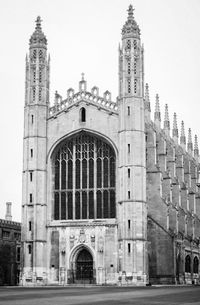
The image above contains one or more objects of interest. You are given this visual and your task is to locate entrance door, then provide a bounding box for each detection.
[75,249,93,284]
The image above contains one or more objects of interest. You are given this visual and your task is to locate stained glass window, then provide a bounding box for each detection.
[53,132,116,220]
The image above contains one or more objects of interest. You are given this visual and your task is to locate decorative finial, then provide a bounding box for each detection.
[164,104,170,135]
[144,83,151,115]
[79,73,87,91]
[154,94,161,127]
[30,16,47,46]
[187,128,193,154]
[180,120,186,149]
[35,16,42,30]
[172,113,179,141]
[127,4,135,20]
[194,135,199,159]
[122,5,140,37]
[145,83,149,101]
[164,104,169,122]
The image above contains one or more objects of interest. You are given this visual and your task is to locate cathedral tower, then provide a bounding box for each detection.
[118,5,147,284]
[21,17,50,283]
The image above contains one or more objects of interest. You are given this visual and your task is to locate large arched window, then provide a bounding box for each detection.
[53,132,116,220]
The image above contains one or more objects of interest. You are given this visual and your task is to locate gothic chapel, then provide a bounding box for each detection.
[21,5,200,285]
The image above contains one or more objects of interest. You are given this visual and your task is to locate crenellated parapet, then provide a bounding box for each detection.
[49,76,118,117]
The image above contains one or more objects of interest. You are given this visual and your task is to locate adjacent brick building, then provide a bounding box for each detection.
[21,5,200,286]
[0,203,21,285]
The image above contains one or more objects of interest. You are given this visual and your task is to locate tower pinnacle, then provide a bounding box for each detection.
[122,5,140,38]
[180,120,186,149]
[154,94,161,128]
[163,104,170,136]
[35,16,42,30]
[144,83,151,121]
[29,16,47,47]
[194,135,199,160]
[127,4,135,20]
[172,113,179,143]
[187,128,193,154]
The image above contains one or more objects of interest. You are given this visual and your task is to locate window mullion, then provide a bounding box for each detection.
[87,141,89,219]
[59,157,61,220]
[94,138,97,219]
[80,140,83,219]
[101,155,103,217]
[72,139,75,220]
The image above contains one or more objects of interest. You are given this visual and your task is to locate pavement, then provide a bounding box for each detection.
[0,285,200,305]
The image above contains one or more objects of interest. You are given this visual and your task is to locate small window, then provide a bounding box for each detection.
[128,219,131,229]
[32,87,36,101]
[39,49,43,59]
[128,168,130,178]
[28,245,32,254]
[30,193,32,203]
[127,61,131,75]
[16,247,20,262]
[128,79,131,94]
[30,172,33,182]
[128,243,131,253]
[134,79,137,94]
[31,115,34,124]
[39,87,42,101]
[29,221,32,231]
[128,191,130,199]
[128,106,130,116]
[30,149,33,158]
[80,107,86,122]
[2,230,10,239]
[134,60,137,75]
[127,40,131,49]
[128,144,130,153]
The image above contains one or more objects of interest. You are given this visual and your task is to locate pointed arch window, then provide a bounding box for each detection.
[193,256,199,274]
[185,255,191,273]
[127,79,131,94]
[127,61,131,75]
[53,132,116,220]
[127,40,131,49]
[134,79,137,94]
[80,107,86,122]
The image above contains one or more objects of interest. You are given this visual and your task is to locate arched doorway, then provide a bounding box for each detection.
[75,248,93,283]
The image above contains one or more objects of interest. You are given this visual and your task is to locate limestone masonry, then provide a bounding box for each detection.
[21,6,200,286]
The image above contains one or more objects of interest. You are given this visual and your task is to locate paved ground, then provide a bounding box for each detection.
[0,285,200,305]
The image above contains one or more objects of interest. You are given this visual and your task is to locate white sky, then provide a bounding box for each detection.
[0,0,200,222]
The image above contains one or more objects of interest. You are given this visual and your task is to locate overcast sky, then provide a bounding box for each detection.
[0,0,200,221]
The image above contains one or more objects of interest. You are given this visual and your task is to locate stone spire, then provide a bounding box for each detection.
[172,113,179,144]
[187,128,193,155]
[29,16,47,48]
[180,121,186,149]
[122,5,140,38]
[144,83,151,121]
[154,94,161,128]
[163,104,170,136]
[194,135,199,161]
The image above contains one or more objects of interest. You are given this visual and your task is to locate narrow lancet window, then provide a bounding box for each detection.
[80,107,86,122]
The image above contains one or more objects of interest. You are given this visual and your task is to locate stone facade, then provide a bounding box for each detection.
[21,6,200,286]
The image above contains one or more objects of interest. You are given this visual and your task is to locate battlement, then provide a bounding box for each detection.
[49,76,118,117]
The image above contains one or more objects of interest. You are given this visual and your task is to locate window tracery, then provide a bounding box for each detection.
[53,132,116,220]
